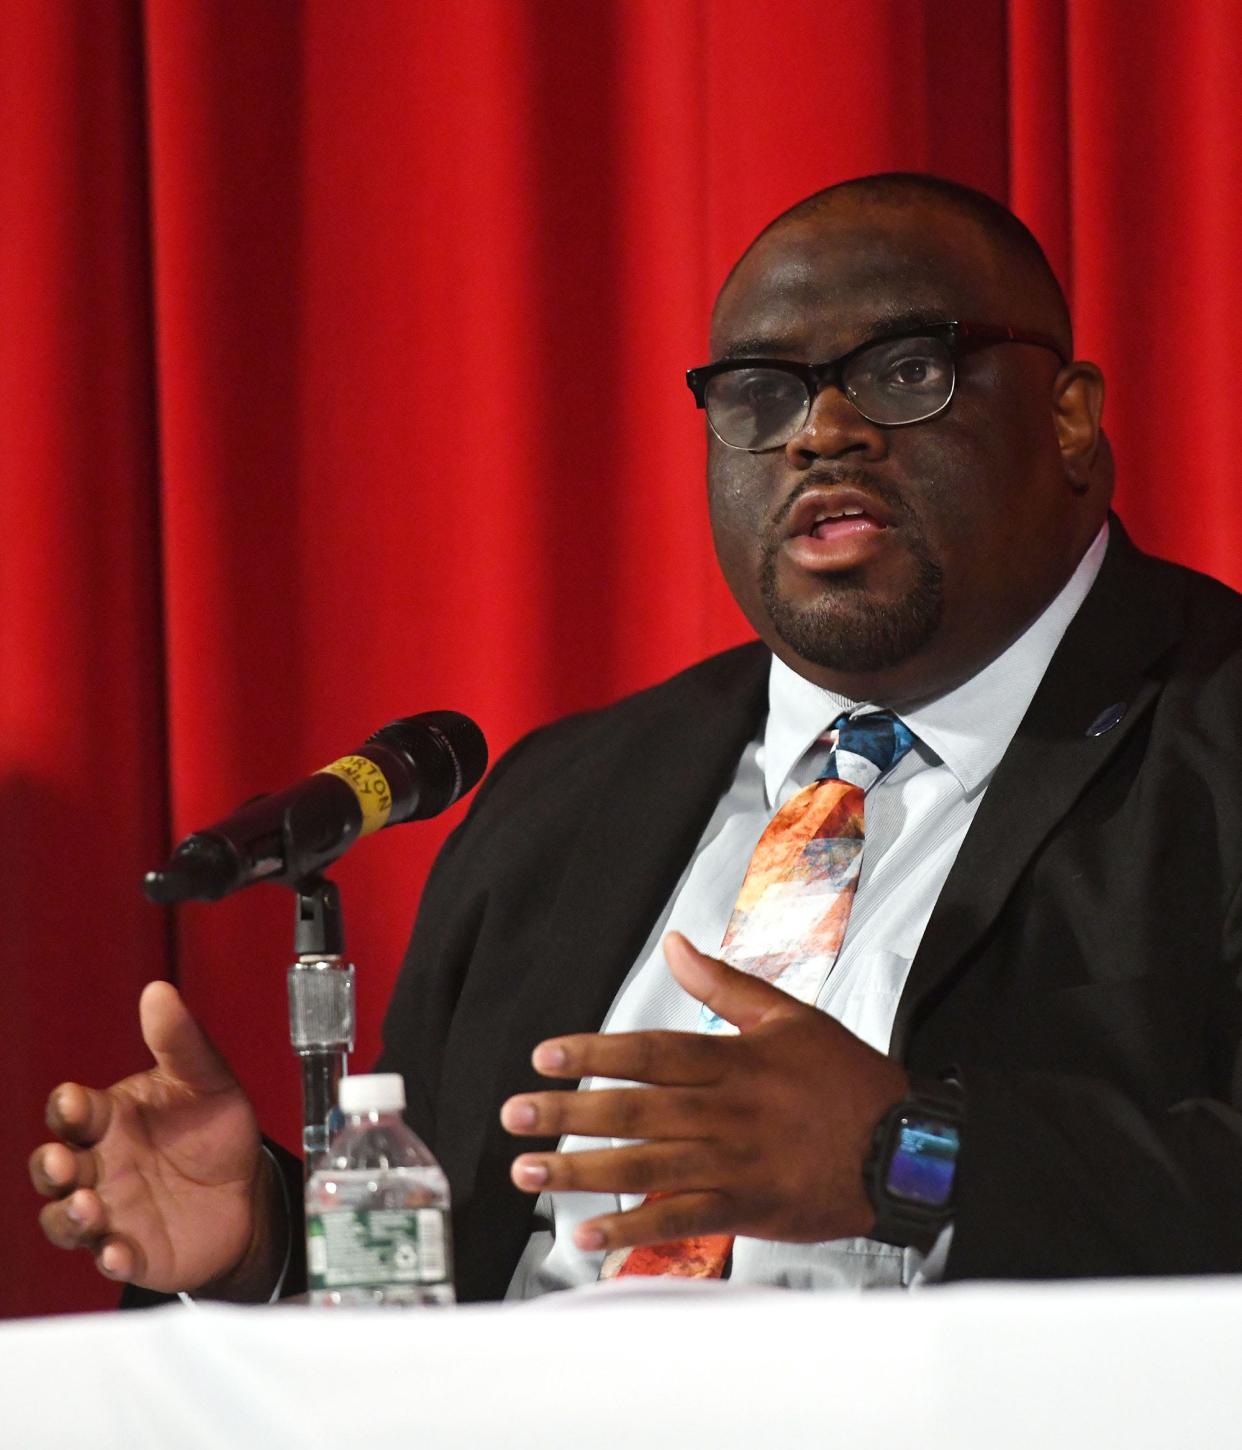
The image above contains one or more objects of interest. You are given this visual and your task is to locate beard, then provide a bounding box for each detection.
[758,511,945,674]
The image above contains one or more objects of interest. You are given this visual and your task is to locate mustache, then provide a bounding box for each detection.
[770,469,913,533]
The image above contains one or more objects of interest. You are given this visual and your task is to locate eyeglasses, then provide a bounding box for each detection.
[686,321,1067,451]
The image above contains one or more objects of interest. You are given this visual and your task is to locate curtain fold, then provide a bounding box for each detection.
[4,0,1239,1317]
[1,0,169,1318]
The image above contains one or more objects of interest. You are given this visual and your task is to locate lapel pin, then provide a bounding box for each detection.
[1086,702,1127,737]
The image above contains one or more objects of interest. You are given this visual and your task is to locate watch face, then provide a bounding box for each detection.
[884,1114,960,1208]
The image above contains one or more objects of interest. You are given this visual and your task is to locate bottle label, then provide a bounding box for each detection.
[307,1207,450,1289]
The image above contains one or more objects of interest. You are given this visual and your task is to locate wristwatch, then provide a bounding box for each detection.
[863,1077,965,1251]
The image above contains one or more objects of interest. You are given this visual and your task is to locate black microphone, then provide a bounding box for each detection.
[143,711,487,905]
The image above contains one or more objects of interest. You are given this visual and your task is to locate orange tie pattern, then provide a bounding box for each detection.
[600,709,914,1281]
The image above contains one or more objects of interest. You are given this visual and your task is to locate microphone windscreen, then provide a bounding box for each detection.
[368,711,488,821]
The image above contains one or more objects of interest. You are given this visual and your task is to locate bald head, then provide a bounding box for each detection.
[715,173,1072,359]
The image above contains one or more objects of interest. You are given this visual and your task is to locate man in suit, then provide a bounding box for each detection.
[31,174,1242,1303]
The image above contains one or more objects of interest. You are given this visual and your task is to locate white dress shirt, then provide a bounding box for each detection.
[507,525,1109,1299]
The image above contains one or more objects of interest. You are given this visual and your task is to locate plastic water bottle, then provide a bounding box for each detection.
[305,1073,455,1306]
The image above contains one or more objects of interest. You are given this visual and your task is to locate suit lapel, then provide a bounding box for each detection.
[891,524,1184,1056]
[511,656,770,1067]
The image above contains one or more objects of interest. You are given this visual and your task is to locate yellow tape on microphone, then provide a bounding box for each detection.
[316,755,394,837]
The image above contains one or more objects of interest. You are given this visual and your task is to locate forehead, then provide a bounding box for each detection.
[710,204,1009,358]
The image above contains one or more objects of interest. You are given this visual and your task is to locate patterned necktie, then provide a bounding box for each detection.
[600,709,915,1281]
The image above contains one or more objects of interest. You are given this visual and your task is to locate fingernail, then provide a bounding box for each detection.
[502,1099,537,1131]
[515,1159,548,1187]
[65,1196,85,1226]
[532,1043,567,1072]
[99,1244,123,1278]
[576,1226,605,1250]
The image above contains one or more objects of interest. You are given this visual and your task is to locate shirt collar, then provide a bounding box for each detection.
[762,522,1111,806]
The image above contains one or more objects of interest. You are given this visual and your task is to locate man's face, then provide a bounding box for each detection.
[707,201,1104,705]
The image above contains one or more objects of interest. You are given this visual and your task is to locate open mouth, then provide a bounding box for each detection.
[807,503,884,538]
[786,487,894,538]
[782,487,895,571]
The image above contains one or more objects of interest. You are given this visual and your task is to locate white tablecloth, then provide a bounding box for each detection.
[3,1276,1239,1448]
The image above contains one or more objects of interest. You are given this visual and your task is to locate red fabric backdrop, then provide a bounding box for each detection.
[4,0,1240,1318]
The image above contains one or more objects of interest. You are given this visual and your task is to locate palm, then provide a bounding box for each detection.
[94,1067,262,1292]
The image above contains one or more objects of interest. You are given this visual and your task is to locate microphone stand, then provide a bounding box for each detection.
[286,875,354,1178]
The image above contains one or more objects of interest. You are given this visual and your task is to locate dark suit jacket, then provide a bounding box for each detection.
[122,521,1242,1313]
[370,521,1242,1302]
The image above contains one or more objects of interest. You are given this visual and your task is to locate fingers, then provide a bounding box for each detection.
[524,934,812,1087]
[29,1140,97,1197]
[140,980,237,1094]
[96,1236,140,1280]
[501,1082,726,1141]
[35,1089,136,1281]
[38,1187,107,1249]
[511,1140,720,1197]
[44,1084,115,1148]
[574,1191,734,1253]
[45,1081,113,1147]
[38,1191,144,1282]
[663,931,803,1032]
[530,1028,723,1087]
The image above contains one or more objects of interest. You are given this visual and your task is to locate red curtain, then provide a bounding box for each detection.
[4,0,1240,1319]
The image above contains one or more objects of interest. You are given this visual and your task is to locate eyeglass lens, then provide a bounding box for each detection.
[705,334,956,449]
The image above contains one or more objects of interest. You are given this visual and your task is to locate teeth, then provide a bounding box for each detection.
[817,505,865,522]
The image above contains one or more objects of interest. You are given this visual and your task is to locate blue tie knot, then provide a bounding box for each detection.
[823,709,915,782]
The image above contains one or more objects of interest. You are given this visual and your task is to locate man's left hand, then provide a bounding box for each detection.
[500,932,910,1254]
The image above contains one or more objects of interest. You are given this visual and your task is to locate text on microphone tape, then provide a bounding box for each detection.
[316,755,394,836]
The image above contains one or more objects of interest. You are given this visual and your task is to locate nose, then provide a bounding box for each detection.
[783,384,887,467]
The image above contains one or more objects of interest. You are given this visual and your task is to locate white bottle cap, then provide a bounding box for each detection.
[338,1073,406,1115]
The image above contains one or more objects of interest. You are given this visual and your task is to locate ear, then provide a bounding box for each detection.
[1051,361,1105,494]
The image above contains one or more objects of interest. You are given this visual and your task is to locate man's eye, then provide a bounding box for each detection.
[747,379,782,408]
[718,370,802,411]
[879,353,945,389]
[740,376,791,404]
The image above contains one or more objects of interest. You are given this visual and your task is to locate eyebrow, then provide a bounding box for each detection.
[715,335,800,361]
[714,309,954,363]
[856,309,952,343]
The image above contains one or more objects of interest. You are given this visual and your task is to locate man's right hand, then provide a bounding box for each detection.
[29,981,284,1300]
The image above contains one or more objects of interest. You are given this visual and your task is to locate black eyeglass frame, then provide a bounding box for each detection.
[685,321,1069,448]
